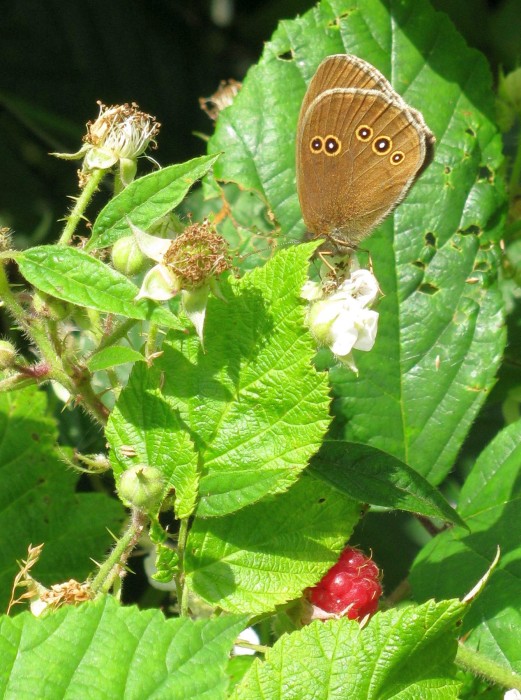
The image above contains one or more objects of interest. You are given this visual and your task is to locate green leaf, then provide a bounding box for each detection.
[0,596,247,699]
[233,600,464,699]
[158,242,332,517]
[185,473,360,614]
[87,154,220,250]
[208,0,506,485]
[16,245,181,328]
[0,387,124,612]
[106,363,199,519]
[410,420,521,676]
[310,441,466,527]
[86,345,146,372]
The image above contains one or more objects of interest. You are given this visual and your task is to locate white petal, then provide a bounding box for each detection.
[182,286,210,346]
[135,264,180,301]
[301,280,323,301]
[353,309,379,351]
[128,221,171,262]
[233,626,260,656]
[83,146,118,170]
[338,269,379,307]
[309,299,342,327]
[329,317,358,356]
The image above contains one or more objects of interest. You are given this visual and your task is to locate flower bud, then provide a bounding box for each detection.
[111,236,148,276]
[117,465,164,512]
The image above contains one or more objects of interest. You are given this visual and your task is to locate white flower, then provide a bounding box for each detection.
[304,268,379,373]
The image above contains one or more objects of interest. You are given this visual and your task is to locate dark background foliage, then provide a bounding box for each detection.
[1,0,518,246]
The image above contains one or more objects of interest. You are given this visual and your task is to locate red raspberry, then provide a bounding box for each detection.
[307,547,382,621]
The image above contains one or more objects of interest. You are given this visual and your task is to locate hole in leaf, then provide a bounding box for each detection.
[478,165,494,182]
[328,10,353,26]
[277,50,294,61]
[318,497,326,503]
[444,165,451,174]
[474,261,490,272]
[425,231,436,247]
[465,127,476,137]
[458,224,481,236]
[412,260,425,269]
[419,282,439,295]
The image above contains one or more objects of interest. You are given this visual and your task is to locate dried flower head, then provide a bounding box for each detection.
[163,220,230,288]
[84,101,160,160]
[53,101,160,187]
[8,544,92,616]
[199,79,242,120]
[130,219,231,344]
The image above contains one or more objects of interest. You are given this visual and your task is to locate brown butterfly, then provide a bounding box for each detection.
[296,54,435,250]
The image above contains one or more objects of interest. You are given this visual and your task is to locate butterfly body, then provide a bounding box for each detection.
[296,55,435,249]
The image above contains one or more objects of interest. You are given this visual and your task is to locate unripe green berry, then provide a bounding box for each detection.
[0,340,17,369]
[117,465,164,512]
[111,236,148,276]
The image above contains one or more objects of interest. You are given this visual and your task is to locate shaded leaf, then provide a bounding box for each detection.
[410,420,521,676]
[0,387,124,612]
[311,440,466,527]
[207,0,506,485]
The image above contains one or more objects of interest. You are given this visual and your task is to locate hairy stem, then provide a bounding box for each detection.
[175,518,190,616]
[90,509,148,596]
[58,168,105,246]
[456,641,521,692]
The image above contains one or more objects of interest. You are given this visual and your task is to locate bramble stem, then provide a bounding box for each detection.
[456,641,521,691]
[0,259,108,425]
[175,518,190,616]
[58,168,105,245]
[90,509,148,596]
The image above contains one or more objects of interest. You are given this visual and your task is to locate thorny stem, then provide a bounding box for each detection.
[175,518,190,616]
[58,168,105,246]
[97,317,137,352]
[0,263,73,389]
[90,509,148,596]
[456,641,521,692]
[0,259,108,425]
[145,322,160,359]
[232,640,270,655]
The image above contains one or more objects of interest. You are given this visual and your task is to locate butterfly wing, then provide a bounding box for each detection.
[298,54,396,124]
[296,88,429,246]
